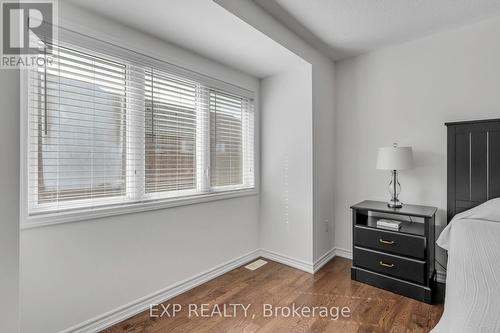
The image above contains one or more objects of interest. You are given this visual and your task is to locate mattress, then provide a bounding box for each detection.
[432,200,500,333]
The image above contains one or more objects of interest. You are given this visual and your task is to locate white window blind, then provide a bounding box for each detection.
[145,70,198,194]
[29,44,127,211]
[27,40,255,219]
[210,91,254,188]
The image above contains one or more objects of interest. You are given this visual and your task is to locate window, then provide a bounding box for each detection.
[145,70,198,194]
[210,91,247,187]
[26,41,255,221]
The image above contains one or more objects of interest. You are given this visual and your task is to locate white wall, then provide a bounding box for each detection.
[0,70,20,333]
[20,4,260,333]
[334,15,500,267]
[260,64,314,264]
[311,60,336,262]
[216,0,336,264]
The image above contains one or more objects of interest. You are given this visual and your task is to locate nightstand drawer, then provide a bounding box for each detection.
[353,247,426,284]
[354,226,425,259]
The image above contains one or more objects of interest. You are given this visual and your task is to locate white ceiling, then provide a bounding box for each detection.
[61,0,500,70]
[272,0,500,59]
[63,0,303,78]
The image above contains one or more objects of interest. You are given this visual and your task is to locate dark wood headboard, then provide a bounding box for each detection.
[446,118,500,222]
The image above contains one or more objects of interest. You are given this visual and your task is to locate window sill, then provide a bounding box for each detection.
[21,188,258,230]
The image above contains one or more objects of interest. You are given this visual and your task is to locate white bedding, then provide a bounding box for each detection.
[432,199,500,333]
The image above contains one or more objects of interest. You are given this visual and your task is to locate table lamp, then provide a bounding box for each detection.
[376,143,414,208]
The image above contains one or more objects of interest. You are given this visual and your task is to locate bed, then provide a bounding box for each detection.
[432,119,500,333]
[432,200,500,332]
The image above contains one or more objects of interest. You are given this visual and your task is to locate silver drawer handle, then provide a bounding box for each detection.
[379,261,395,268]
[379,238,395,245]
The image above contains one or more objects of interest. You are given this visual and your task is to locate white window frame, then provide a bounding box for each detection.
[19,40,258,229]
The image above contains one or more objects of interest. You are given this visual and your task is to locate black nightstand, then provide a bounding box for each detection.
[350,200,437,303]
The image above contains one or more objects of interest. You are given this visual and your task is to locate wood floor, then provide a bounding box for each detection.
[102,257,443,333]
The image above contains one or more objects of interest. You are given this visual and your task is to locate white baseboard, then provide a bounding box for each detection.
[313,248,336,272]
[58,249,260,333]
[258,247,352,275]
[259,249,314,273]
[333,247,352,259]
[260,247,352,274]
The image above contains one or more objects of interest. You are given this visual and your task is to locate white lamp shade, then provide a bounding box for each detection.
[376,146,413,170]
